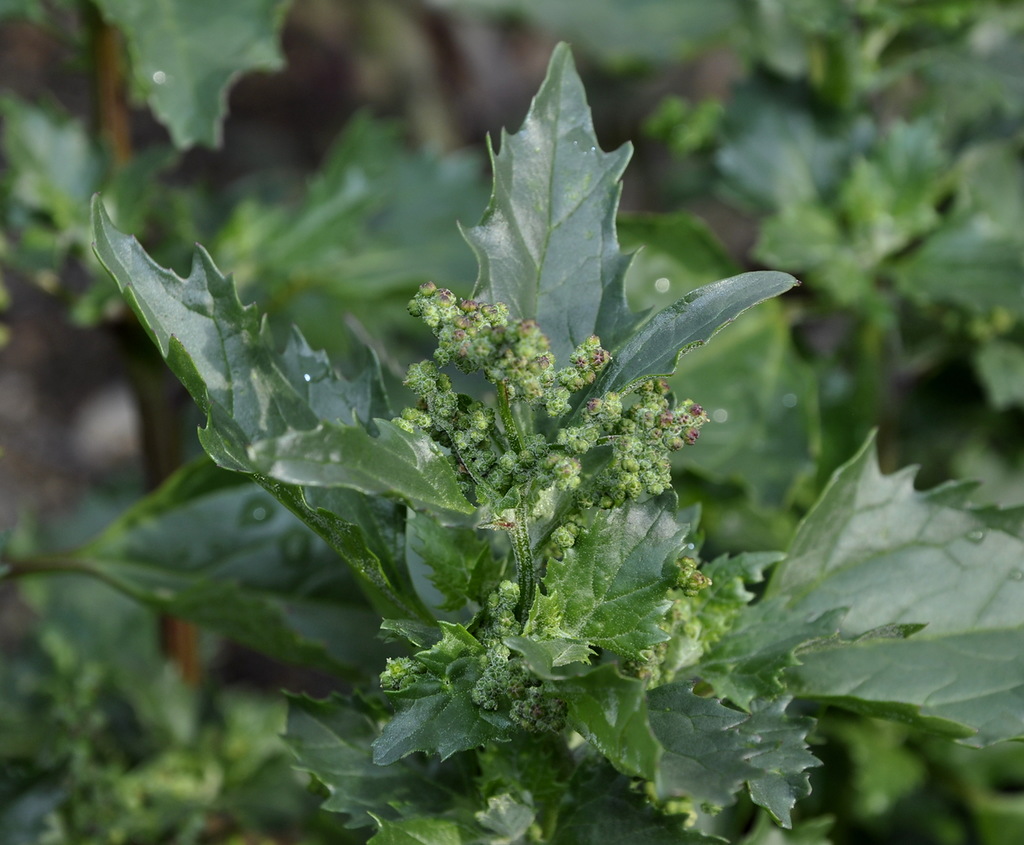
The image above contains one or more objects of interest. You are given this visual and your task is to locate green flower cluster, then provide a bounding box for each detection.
[561,378,708,509]
[407,282,610,416]
[471,581,567,733]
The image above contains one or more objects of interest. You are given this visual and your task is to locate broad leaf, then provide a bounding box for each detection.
[558,663,661,780]
[740,698,820,828]
[465,42,638,364]
[284,694,454,829]
[91,197,472,517]
[93,0,287,148]
[974,339,1024,411]
[648,684,818,826]
[771,433,1024,744]
[373,624,513,764]
[529,494,683,660]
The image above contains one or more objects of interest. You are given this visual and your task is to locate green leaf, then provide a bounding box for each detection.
[740,699,820,828]
[648,684,818,826]
[284,694,453,829]
[974,339,1024,410]
[581,270,799,405]
[66,458,389,677]
[530,494,684,660]
[465,42,639,364]
[407,512,494,612]
[373,624,513,764]
[93,0,288,148]
[648,682,760,807]
[739,813,834,845]
[558,663,661,780]
[551,761,725,845]
[91,197,472,517]
[369,816,477,845]
[247,420,474,515]
[695,596,843,710]
[771,433,1024,744]
[716,80,865,212]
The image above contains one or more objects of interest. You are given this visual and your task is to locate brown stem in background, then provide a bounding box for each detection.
[87,0,201,686]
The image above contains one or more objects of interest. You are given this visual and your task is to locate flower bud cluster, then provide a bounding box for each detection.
[407,283,610,417]
[379,655,427,692]
[469,581,567,732]
[560,378,707,509]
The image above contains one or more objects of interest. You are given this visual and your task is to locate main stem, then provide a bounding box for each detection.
[497,382,536,623]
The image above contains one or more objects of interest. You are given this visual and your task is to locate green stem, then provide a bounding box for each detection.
[497,381,524,453]
[510,505,535,624]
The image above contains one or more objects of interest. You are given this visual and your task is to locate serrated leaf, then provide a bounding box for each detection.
[550,761,725,845]
[93,0,287,148]
[91,197,472,517]
[373,623,513,764]
[558,663,661,780]
[465,42,638,365]
[284,694,454,829]
[529,494,684,660]
[740,698,820,828]
[648,682,760,807]
[64,458,388,677]
[648,685,818,827]
[770,433,1024,744]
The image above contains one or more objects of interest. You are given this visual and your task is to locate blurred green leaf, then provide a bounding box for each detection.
[63,459,389,676]
[93,0,288,148]
[974,339,1024,410]
[369,816,478,844]
[285,694,454,829]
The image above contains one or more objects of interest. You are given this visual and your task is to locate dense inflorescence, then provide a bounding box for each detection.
[395,283,707,524]
[392,283,711,725]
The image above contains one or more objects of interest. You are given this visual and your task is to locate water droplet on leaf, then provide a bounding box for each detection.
[152,70,167,85]
[303,372,312,382]
[781,393,798,408]
[1009,569,1023,582]
[967,529,985,543]
[241,496,271,525]
[654,277,670,293]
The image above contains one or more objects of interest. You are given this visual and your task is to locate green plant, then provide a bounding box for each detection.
[8,42,1020,843]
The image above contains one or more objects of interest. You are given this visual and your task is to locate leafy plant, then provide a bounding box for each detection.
[7,40,1016,842]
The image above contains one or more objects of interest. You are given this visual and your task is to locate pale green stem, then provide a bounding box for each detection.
[496,381,536,622]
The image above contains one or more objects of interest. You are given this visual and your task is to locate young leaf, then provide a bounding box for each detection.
[93,0,287,148]
[91,196,472,517]
[284,694,455,829]
[465,42,639,364]
[373,624,514,765]
[407,512,495,612]
[529,493,684,660]
[771,432,1024,744]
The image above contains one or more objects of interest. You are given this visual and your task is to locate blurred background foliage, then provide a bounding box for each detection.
[2,0,1024,841]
